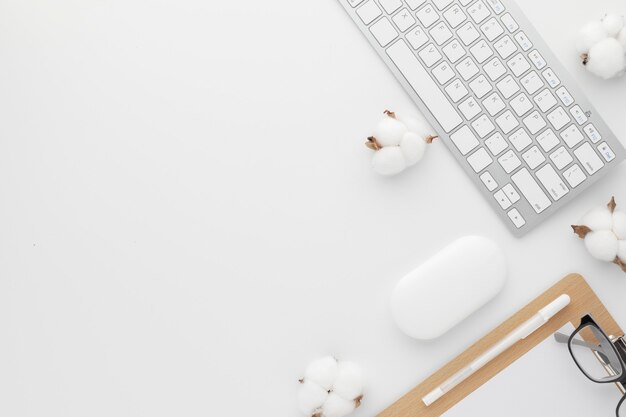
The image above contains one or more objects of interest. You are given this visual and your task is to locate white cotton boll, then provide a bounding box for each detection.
[304,356,338,391]
[586,38,626,79]
[322,393,356,417]
[396,112,436,139]
[372,147,407,176]
[602,14,625,37]
[374,116,408,147]
[332,362,364,401]
[584,230,619,262]
[613,211,626,240]
[576,21,609,54]
[618,240,626,262]
[618,28,626,50]
[581,206,614,231]
[298,381,329,415]
[399,132,426,166]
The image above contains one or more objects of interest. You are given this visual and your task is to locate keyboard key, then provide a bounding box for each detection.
[481,17,504,41]
[530,112,556,137]
[468,147,493,172]
[514,31,532,51]
[470,39,494,63]
[536,164,569,201]
[432,61,455,84]
[549,146,573,170]
[556,87,574,106]
[418,43,443,67]
[507,208,526,228]
[534,89,557,112]
[496,75,520,98]
[471,114,496,138]
[570,105,588,125]
[485,0,505,14]
[386,40,463,132]
[537,129,560,152]
[468,0,491,23]
[456,57,480,80]
[547,107,570,130]
[521,71,544,94]
[416,4,440,27]
[483,92,506,116]
[509,127,532,151]
[392,8,417,31]
[442,39,466,63]
[469,74,493,98]
[480,171,498,191]
[347,0,366,7]
[542,68,560,88]
[457,21,481,45]
[498,149,522,173]
[430,21,454,45]
[495,110,519,133]
[560,124,584,148]
[433,0,454,10]
[406,26,429,49]
[528,49,546,69]
[511,168,552,213]
[443,4,467,28]
[507,53,531,76]
[510,93,533,116]
[522,146,546,169]
[500,13,519,32]
[379,0,402,13]
[445,79,469,102]
[485,132,508,155]
[406,0,427,10]
[450,126,480,155]
[563,164,586,188]
[574,142,604,175]
[484,57,506,81]
[502,184,520,203]
[494,36,517,59]
[584,123,602,143]
[494,189,512,209]
[459,96,482,120]
[597,142,616,162]
[522,111,546,134]
[357,1,382,24]
[370,18,399,46]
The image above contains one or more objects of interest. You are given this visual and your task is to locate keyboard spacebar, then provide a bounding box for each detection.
[386,40,462,133]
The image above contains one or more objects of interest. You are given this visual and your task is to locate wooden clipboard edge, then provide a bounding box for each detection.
[377,273,623,417]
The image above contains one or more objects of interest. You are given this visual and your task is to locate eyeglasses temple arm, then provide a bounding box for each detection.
[554,332,602,351]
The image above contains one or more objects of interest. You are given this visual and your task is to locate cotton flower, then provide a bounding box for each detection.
[572,197,626,272]
[298,357,364,417]
[577,14,626,79]
[366,110,438,176]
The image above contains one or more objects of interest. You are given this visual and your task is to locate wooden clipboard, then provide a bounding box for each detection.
[377,273,623,417]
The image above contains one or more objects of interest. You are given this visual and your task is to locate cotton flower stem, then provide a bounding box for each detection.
[383,110,396,119]
[366,136,383,151]
[355,395,364,408]
[425,135,438,144]
[581,53,589,65]
[614,257,626,273]
[571,225,592,239]
[608,196,617,213]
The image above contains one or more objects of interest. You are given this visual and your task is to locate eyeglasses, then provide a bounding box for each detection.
[555,315,626,417]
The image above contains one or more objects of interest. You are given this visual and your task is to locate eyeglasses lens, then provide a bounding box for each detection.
[570,324,623,382]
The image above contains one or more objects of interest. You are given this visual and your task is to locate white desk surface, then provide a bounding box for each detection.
[1,1,626,416]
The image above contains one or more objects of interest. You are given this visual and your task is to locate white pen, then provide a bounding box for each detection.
[422,294,571,406]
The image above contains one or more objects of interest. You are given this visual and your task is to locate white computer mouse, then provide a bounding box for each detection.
[391,236,507,340]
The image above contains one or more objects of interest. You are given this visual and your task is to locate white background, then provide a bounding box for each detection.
[1,0,626,416]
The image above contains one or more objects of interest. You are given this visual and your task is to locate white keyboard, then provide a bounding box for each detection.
[338,0,625,236]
